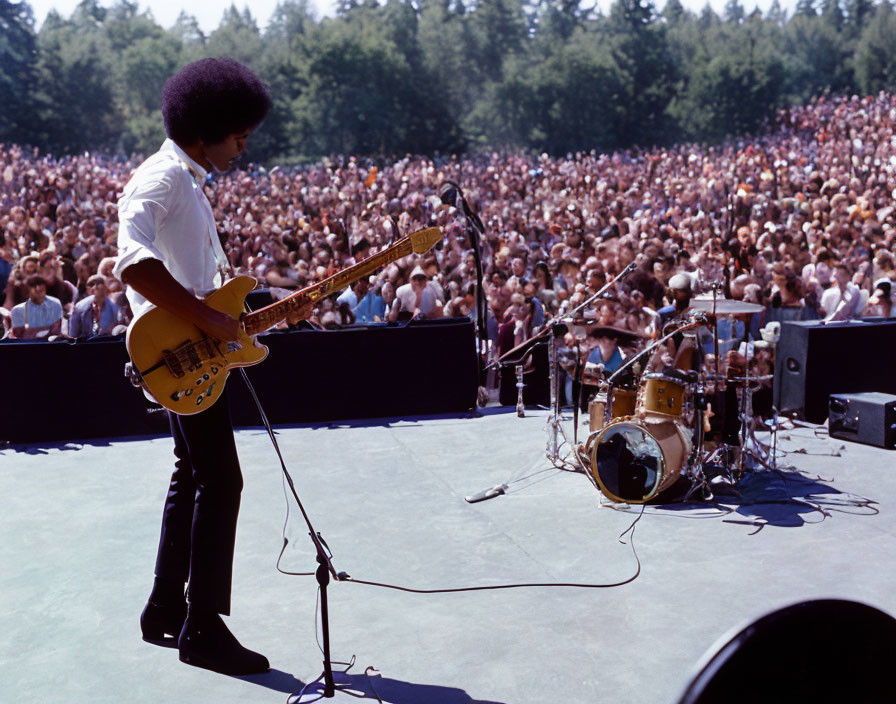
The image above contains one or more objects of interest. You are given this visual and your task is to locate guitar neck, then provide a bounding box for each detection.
[243,236,414,335]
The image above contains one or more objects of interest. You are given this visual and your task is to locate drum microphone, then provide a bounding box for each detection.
[464,483,509,503]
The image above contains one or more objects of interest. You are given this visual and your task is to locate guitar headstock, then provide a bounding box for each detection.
[409,227,444,254]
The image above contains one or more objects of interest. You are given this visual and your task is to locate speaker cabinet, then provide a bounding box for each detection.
[829,392,896,449]
[774,319,896,422]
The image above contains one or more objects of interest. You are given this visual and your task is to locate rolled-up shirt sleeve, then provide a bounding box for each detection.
[113,174,172,281]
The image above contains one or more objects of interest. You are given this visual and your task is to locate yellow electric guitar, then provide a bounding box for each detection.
[125,226,443,415]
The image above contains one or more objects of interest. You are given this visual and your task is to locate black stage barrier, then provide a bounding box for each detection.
[774,317,896,423]
[0,318,478,444]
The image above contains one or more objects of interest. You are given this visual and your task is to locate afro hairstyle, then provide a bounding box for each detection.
[162,57,272,146]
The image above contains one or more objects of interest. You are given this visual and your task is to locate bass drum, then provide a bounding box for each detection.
[588,416,692,504]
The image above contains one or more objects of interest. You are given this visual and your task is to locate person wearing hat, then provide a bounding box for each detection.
[586,326,630,374]
[657,272,694,330]
[390,265,438,321]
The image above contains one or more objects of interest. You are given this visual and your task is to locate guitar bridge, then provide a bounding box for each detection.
[162,346,185,378]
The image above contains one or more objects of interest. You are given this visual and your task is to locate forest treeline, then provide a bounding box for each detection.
[2,0,896,163]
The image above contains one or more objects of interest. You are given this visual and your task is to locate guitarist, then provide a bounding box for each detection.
[113,58,302,676]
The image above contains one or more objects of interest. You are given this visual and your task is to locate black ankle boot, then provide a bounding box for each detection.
[178,606,269,676]
[140,577,187,641]
[140,599,188,641]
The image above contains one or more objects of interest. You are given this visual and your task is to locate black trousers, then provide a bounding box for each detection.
[153,391,243,615]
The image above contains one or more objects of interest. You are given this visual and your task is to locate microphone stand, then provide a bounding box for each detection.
[442,180,489,385]
[490,260,638,370]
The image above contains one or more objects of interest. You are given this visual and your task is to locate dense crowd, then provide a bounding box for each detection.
[2,93,896,357]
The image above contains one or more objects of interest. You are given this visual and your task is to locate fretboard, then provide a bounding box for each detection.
[243,236,414,335]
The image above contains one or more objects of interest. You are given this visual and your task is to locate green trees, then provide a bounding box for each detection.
[1,0,890,160]
[854,1,896,94]
[0,1,39,145]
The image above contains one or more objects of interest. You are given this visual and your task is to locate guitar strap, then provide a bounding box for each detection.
[182,162,234,285]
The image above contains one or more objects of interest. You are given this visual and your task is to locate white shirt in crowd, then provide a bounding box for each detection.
[10,296,63,332]
[820,282,864,321]
[394,282,435,315]
[113,139,229,322]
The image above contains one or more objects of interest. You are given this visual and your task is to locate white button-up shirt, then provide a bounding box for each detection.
[820,282,864,321]
[114,139,229,322]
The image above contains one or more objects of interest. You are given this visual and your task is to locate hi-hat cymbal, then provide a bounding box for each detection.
[690,296,764,315]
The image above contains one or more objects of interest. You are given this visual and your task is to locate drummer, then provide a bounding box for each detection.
[586,326,626,374]
[657,273,695,329]
[649,273,700,374]
[571,325,642,409]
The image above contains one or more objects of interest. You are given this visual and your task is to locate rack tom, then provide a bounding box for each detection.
[639,373,687,418]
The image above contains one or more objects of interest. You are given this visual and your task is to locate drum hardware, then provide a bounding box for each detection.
[683,385,714,502]
[689,296,765,315]
[552,288,779,505]
[546,323,571,464]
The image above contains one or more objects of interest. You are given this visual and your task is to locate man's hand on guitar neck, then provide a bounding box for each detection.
[121,259,241,341]
[284,299,313,326]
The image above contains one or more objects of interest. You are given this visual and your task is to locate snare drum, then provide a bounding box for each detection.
[639,373,687,418]
[588,387,637,433]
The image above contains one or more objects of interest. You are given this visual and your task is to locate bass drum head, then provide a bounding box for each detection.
[590,421,664,503]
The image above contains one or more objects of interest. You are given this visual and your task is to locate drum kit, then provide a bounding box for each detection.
[574,296,778,505]
[491,265,777,507]
[566,296,774,505]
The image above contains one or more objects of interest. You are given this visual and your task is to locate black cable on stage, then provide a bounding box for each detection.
[242,360,644,594]
[342,505,644,594]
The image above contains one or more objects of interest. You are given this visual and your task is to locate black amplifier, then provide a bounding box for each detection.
[828,392,896,449]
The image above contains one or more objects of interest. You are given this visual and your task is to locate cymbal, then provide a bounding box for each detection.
[569,323,644,346]
[690,296,764,315]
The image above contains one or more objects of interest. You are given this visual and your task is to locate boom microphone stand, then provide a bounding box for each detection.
[492,262,637,466]
[440,181,489,386]
[238,369,345,699]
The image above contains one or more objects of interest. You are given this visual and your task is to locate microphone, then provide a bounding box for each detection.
[464,483,509,503]
[439,180,460,206]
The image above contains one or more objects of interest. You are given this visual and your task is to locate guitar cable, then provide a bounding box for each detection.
[239,352,643,704]
[240,363,644,592]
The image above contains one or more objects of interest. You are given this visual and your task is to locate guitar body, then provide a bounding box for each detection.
[126,276,268,415]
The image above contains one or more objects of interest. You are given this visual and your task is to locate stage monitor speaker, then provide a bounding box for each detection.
[828,392,896,449]
[678,599,896,703]
[774,319,896,423]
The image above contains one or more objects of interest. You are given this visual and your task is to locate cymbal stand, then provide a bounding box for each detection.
[515,363,526,418]
[545,325,571,464]
[683,379,716,501]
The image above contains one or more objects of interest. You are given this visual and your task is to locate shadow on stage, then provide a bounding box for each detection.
[235,668,505,703]
[0,408,508,454]
[650,467,878,530]
[0,434,168,455]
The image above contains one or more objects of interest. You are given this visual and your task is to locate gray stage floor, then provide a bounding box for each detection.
[1,409,893,703]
